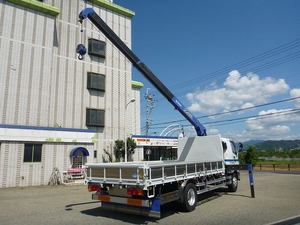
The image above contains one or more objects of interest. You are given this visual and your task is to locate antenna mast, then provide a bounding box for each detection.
[144,88,157,135]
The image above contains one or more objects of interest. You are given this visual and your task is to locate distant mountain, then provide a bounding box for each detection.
[242,140,300,151]
[242,140,264,146]
[255,140,300,151]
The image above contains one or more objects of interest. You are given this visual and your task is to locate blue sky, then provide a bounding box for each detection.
[113,0,300,142]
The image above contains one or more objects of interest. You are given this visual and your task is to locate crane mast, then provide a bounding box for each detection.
[78,8,206,136]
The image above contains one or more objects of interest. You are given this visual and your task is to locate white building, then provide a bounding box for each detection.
[0,0,143,188]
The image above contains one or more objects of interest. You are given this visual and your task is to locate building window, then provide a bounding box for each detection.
[87,72,105,91]
[88,39,106,58]
[86,108,105,127]
[72,153,83,168]
[24,144,42,162]
[94,150,97,158]
[143,146,177,161]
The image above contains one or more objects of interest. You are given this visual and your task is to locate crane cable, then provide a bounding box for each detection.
[76,19,87,60]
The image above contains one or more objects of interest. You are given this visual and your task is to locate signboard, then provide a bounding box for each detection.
[132,137,178,147]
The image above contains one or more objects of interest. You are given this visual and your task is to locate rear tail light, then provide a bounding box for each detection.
[88,184,100,192]
[127,187,144,196]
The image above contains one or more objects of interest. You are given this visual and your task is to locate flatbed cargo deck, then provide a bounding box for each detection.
[85,160,225,189]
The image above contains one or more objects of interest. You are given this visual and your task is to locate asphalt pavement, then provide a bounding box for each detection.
[0,171,299,225]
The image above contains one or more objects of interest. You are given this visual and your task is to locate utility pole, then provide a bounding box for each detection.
[144,88,157,136]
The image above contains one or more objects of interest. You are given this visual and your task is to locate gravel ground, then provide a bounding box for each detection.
[0,171,299,225]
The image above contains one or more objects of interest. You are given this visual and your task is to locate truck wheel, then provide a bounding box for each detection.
[228,173,238,192]
[181,183,198,212]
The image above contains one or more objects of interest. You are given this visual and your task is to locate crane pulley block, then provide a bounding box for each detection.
[76,44,87,60]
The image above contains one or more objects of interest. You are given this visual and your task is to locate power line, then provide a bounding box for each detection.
[146,107,300,132]
[198,96,300,119]
[173,38,300,89]
[149,76,300,127]
[160,72,300,102]
[144,96,300,128]
[142,38,300,131]
[150,38,300,101]
[204,108,300,126]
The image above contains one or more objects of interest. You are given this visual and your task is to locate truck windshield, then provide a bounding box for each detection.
[230,141,237,155]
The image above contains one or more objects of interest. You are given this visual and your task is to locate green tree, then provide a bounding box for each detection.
[114,140,124,161]
[243,145,259,166]
[126,137,137,155]
[290,150,300,158]
[114,138,137,161]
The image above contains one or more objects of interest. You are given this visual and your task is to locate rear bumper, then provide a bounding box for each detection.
[101,202,160,218]
[92,193,161,218]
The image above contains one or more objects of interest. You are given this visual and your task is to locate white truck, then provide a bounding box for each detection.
[85,135,240,218]
[78,8,243,218]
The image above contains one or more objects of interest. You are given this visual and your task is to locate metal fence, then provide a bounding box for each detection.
[254,164,300,171]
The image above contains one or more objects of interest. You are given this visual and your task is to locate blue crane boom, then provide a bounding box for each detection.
[78,8,206,136]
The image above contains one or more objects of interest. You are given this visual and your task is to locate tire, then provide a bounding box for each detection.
[228,173,238,192]
[181,183,198,212]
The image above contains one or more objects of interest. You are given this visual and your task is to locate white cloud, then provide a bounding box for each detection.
[186,70,290,114]
[184,126,220,137]
[241,108,300,139]
[207,128,219,135]
[239,102,256,114]
[184,70,300,141]
[217,107,300,142]
[186,88,229,114]
[290,88,300,107]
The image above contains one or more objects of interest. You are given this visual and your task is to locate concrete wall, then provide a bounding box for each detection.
[0,0,141,187]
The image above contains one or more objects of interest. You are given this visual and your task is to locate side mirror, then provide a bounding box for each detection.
[238,143,243,152]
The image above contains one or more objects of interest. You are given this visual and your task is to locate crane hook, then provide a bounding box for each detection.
[76,44,86,60]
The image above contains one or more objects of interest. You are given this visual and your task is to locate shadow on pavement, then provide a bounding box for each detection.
[65,201,99,210]
[81,206,160,224]
[215,187,253,198]
[74,191,228,224]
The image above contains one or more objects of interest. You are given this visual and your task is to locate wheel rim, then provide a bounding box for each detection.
[232,176,238,187]
[187,188,196,206]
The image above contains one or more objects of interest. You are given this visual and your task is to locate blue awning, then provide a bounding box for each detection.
[70,147,89,156]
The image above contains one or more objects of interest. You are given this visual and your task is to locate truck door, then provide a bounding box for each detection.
[230,140,239,164]
[223,139,239,165]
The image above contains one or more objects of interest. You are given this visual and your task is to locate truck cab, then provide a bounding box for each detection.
[222,138,240,165]
[222,137,241,182]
